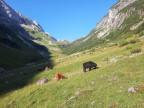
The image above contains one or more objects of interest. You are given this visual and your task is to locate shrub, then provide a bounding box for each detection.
[82,51,86,54]
[36,37,42,41]
[130,48,141,54]
[108,42,118,47]
[119,41,129,47]
[139,31,144,37]
[89,48,96,52]
[130,38,140,44]
[126,46,132,49]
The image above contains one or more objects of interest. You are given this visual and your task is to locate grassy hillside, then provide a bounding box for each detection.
[0,25,52,70]
[23,27,61,53]
[0,36,144,107]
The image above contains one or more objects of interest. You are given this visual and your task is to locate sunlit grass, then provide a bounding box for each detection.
[0,38,144,108]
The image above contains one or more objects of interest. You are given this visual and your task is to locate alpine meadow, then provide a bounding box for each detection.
[0,0,144,108]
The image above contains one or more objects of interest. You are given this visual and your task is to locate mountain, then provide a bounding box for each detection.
[60,0,144,54]
[0,0,54,69]
[0,0,43,32]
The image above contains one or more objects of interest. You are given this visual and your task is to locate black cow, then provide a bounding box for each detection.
[83,61,97,72]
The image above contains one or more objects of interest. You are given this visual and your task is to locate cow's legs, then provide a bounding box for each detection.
[83,67,86,72]
[89,67,91,71]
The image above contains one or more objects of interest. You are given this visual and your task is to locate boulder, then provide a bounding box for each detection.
[109,76,118,81]
[0,67,4,73]
[76,91,84,95]
[45,67,49,71]
[128,87,137,93]
[91,81,95,85]
[128,85,144,93]
[110,58,117,62]
[36,78,51,85]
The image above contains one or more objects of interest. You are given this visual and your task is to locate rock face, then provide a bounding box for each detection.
[80,0,138,40]
[93,0,136,38]
[97,0,136,29]
[0,0,43,33]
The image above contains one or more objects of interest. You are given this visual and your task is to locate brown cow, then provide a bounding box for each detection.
[55,72,65,81]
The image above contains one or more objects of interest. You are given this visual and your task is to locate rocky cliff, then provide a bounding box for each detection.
[95,0,136,38]
[0,0,43,33]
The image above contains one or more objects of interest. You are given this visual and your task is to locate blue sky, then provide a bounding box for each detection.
[4,0,118,41]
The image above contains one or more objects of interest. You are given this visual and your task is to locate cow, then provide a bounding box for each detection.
[55,72,65,81]
[83,61,97,72]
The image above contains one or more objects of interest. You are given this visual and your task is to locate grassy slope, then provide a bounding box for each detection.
[0,37,144,107]
[0,31,45,69]
[23,27,60,53]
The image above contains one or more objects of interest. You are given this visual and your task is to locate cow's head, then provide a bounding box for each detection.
[93,63,97,68]
[62,75,65,79]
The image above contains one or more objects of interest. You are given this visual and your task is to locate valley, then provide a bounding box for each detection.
[0,0,144,107]
[0,35,144,107]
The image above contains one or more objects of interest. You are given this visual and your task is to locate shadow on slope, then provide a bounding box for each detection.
[0,25,54,96]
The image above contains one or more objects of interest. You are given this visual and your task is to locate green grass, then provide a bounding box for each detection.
[23,27,62,54]
[130,48,141,54]
[0,54,144,107]
[120,0,144,13]
[129,38,140,44]
[0,24,52,69]
[1,0,144,107]
[119,41,129,47]
[0,37,144,108]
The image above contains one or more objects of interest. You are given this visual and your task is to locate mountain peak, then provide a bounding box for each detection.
[0,0,44,32]
[95,0,136,38]
[33,20,39,26]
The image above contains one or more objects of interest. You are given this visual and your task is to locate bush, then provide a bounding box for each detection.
[130,38,140,44]
[82,51,86,54]
[130,48,141,54]
[36,37,42,41]
[119,41,129,47]
[139,31,144,37]
[126,46,132,49]
[89,48,96,52]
